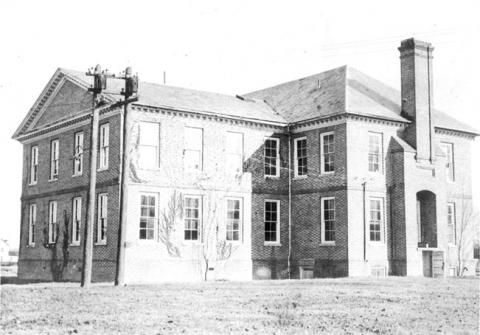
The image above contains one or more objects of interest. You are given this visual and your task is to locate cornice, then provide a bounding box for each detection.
[435,127,478,139]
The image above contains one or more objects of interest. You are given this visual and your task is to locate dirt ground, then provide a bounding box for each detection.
[1,277,478,334]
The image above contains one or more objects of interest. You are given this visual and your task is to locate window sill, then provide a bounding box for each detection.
[293,175,307,180]
[137,167,161,172]
[27,244,35,248]
[320,242,336,246]
[320,171,335,176]
[264,175,280,180]
[48,178,58,182]
[28,182,37,186]
[95,242,107,246]
[97,167,109,172]
[72,173,83,178]
[264,242,281,247]
[70,243,81,247]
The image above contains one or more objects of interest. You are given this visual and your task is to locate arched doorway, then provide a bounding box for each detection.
[416,191,437,248]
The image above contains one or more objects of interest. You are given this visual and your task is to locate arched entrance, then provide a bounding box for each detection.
[416,190,437,248]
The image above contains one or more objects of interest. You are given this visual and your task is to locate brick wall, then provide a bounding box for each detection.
[18,110,122,282]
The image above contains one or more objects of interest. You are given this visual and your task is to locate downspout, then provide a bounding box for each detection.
[287,126,292,279]
[362,180,367,262]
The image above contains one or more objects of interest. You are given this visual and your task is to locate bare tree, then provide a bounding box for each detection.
[158,190,183,258]
[42,210,70,281]
[455,199,479,276]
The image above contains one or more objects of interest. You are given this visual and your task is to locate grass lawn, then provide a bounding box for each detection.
[1,277,478,334]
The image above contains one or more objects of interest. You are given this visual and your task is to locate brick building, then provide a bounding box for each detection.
[13,38,478,282]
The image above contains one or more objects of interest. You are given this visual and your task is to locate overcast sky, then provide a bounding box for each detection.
[1,0,479,246]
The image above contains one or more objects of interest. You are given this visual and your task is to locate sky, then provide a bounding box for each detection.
[1,0,479,247]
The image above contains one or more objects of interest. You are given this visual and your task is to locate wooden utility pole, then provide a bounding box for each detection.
[115,67,138,286]
[81,65,105,287]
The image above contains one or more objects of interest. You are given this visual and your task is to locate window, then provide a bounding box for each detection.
[184,196,201,241]
[30,146,38,185]
[447,202,456,245]
[368,132,383,173]
[48,201,57,244]
[28,204,36,246]
[226,198,242,242]
[264,138,280,177]
[50,139,59,180]
[226,132,243,174]
[96,193,108,244]
[139,194,157,240]
[264,200,280,244]
[184,127,203,171]
[320,132,334,174]
[321,197,335,243]
[71,197,82,245]
[441,142,454,182]
[73,132,84,176]
[99,123,109,170]
[294,137,308,177]
[138,122,160,169]
[369,198,384,242]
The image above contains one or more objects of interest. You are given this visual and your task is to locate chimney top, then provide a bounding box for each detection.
[398,38,434,53]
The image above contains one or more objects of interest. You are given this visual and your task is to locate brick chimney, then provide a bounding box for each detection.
[398,38,435,163]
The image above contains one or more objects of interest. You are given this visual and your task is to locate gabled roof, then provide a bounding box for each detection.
[12,68,287,140]
[245,65,479,135]
[14,65,478,140]
[62,69,287,124]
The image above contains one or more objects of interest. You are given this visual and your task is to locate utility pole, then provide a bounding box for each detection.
[81,65,106,287]
[115,67,138,286]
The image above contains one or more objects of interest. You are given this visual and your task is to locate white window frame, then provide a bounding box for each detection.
[441,142,455,182]
[184,195,202,242]
[447,202,456,245]
[73,131,84,176]
[320,197,335,245]
[50,139,59,181]
[226,197,243,243]
[96,193,108,245]
[30,146,38,185]
[264,199,280,245]
[28,204,36,246]
[71,197,82,246]
[320,132,335,174]
[225,131,244,175]
[138,122,160,170]
[184,127,203,171]
[369,197,384,243]
[264,137,280,178]
[139,193,158,241]
[294,137,308,178]
[99,123,109,170]
[48,201,57,244]
[368,132,383,173]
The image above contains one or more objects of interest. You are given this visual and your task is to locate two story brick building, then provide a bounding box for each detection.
[13,38,478,282]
